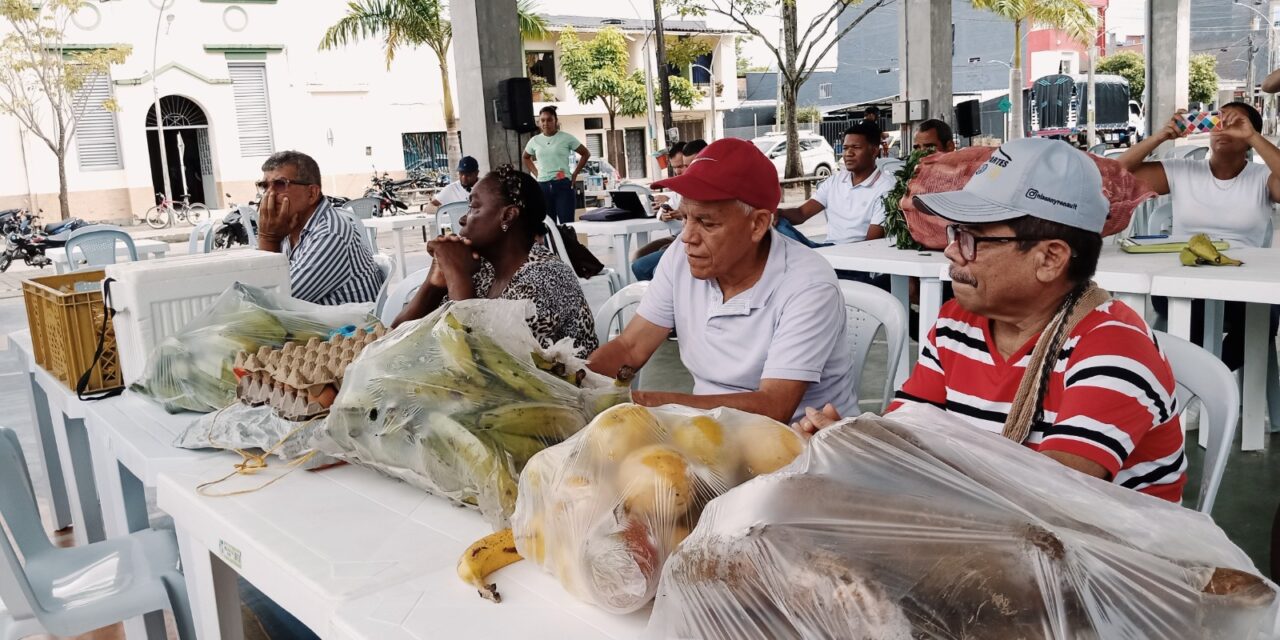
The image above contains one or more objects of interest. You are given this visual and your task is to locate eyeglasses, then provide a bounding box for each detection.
[255,178,314,194]
[946,225,1048,261]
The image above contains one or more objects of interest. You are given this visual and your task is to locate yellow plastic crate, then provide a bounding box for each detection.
[22,270,122,394]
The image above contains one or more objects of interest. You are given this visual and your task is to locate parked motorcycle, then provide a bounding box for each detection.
[0,209,89,272]
[211,194,259,249]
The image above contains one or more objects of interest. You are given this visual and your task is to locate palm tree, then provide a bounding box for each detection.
[971,0,1096,140]
[320,0,548,172]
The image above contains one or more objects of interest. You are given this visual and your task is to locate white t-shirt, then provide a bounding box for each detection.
[635,229,855,421]
[1162,159,1273,248]
[434,181,471,206]
[813,168,893,244]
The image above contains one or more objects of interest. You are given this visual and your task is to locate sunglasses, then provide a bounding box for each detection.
[255,178,314,194]
[946,225,1049,261]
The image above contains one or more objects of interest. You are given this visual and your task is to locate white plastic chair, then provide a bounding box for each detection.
[839,281,908,412]
[0,428,195,639]
[1155,331,1238,514]
[64,225,138,271]
[371,253,395,315]
[187,220,214,254]
[379,267,430,325]
[339,208,379,250]
[343,197,381,219]
[1088,142,1108,156]
[543,216,623,295]
[1144,199,1173,236]
[436,201,468,235]
[593,281,650,345]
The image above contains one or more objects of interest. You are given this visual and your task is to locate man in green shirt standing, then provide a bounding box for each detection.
[522,105,590,223]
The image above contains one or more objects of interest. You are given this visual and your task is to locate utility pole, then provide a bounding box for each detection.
[653,0,675,174]
[1086,8,1098,149]
[1248,33,1257,109]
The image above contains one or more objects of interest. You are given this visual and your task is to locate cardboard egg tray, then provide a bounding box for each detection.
[234,328,386,421]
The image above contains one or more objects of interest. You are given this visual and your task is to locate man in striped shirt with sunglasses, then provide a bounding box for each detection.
[256,151,384,305]
[796,138,1186,502]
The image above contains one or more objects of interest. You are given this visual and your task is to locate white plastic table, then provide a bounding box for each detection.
[817,240,949,388]
[332,563,648,640]
[361,214,435,278]
[155,451,650,639]
[52,238,170,274]
[1151,247,1280,451]
[572,218,673,284]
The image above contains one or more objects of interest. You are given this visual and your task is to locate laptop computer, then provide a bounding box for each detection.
[608,190,651,218]
[581,190,651,222]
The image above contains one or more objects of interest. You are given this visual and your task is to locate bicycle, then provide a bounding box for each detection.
[144,193,209,229]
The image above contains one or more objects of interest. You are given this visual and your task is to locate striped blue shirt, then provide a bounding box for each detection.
[281,199,384,305]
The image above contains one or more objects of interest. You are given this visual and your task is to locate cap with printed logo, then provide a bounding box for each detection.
[913,137,1108,234]
[652,137,782,212]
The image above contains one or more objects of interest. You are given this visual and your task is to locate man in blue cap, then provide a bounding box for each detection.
[432,156,480,207]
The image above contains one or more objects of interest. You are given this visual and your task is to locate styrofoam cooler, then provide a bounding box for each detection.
[105,250,290,385]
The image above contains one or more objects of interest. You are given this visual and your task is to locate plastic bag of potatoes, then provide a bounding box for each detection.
[510,403,805,614]
[316,299,630,529]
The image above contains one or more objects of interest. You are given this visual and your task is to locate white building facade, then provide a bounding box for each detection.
[1,0,453,222]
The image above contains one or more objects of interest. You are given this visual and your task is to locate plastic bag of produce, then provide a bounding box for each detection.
[648,404,1280,640]
[174,403,335,469]
[317,299,630,528]
[510,403,805,613]
[131,283,376,413]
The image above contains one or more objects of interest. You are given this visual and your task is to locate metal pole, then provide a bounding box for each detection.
[1248,34,1257,110]
[152,4,173,208]
[692,63,717,141]
[1087,33,1098,148]
[643,33,659,178]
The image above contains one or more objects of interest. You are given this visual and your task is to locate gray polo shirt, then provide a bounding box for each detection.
[636,229,855,421]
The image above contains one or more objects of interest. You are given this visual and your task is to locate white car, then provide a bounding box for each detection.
[752,133,838,179]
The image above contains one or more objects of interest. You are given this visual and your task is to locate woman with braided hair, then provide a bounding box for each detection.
[795,138,1187,503]
[393,165,598,355]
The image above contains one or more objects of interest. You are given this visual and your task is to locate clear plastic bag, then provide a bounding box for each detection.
[131,283,376,413]
[173,403,335,469]
[316,299,630,528]
[648,404,1279,639]
[510,403,805,613]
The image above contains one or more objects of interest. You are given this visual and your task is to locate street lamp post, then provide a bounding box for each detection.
[690,63,716,141]
[152,3,173,209]
[1234,0,1277,130]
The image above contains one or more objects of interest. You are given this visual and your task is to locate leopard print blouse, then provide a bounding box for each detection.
[470,245,599,356]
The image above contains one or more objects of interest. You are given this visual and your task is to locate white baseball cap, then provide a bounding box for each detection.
[913,137,1108,234]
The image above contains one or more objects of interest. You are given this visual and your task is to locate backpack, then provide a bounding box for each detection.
[549,224,605,279]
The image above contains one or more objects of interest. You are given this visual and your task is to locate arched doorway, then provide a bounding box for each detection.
[145,96,215,206]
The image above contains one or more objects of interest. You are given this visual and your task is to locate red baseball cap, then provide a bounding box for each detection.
[652,138,781,211]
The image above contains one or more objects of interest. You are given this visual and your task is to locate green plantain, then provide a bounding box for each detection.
[434,313,483,379]
[476,402,587,439]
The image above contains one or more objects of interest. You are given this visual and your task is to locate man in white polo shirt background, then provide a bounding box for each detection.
[587,137,856,424]
[774,121,892,249]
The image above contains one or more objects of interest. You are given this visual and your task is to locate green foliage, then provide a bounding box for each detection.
[880,149,931,251]
[668,74,704,109]
[735,35,750,75]
[665,35,713,69]
[320,0,545,67]
[1097,50,1144,100]
[970,0,1098,47]
[560,26,701,126]
[794,105,820,125]
[1189,54,1219,106]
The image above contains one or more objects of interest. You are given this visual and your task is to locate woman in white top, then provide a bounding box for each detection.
[1118,101,1280,368]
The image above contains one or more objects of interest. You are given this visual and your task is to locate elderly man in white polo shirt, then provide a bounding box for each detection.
[775,121,892,249]
[587,138,856,424]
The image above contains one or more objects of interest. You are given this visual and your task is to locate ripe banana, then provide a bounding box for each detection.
[476,402,587,439]
[1181,233,1244,267]
[484,431,553,469]
[457,528,523,602]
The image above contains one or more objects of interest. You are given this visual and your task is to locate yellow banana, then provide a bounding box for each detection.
[472,340,554,400]
[457,528,523,602]
[1185,233,1244,266]
[1179,247,1201,266]
[476,402,587,439]
[484,431,553,469]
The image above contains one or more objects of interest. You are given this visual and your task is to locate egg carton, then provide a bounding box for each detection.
[234,327,386,420]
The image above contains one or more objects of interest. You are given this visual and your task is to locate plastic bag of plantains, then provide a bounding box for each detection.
[646,404,1280,640]
[511,403,806,614]
[315,298,630,529]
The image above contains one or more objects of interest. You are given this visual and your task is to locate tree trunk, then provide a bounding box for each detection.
[1009,19,1024,140]
[57,152,70,220]
[438,57,463,173]
[654,0,675,174]
[606,110,627,179]
[781,2,802,179]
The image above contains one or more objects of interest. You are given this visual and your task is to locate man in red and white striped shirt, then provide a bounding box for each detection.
[797,138,1186,502]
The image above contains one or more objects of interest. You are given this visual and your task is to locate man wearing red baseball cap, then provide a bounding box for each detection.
[587,138,857,424]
